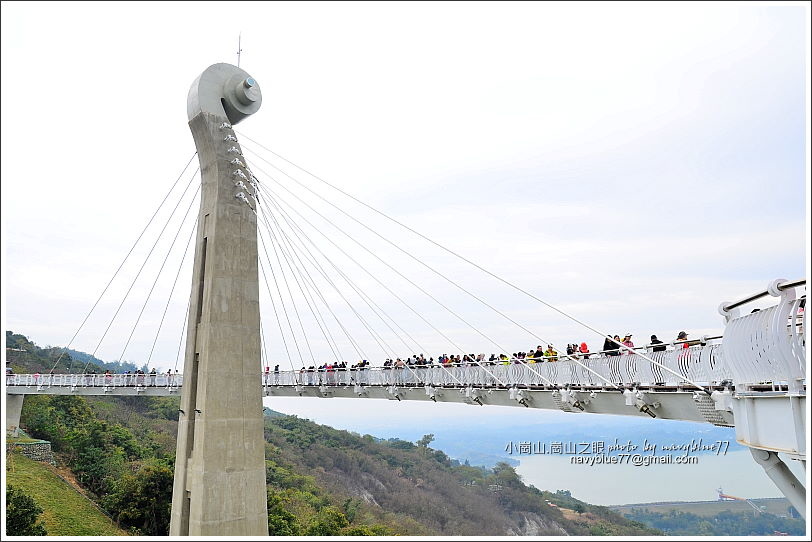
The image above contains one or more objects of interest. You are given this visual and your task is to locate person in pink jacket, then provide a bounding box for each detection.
[622,334,635,354]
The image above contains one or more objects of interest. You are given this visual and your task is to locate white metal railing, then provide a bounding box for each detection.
[8,296,804,393]
[7,343,735,392]
[5,373,183,390]
[268,342,730,388]
[6,281,804,397]
[720,279,806,392]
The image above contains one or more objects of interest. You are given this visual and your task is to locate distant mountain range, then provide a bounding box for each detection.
[6,331,146,374]
[279,410,742,468]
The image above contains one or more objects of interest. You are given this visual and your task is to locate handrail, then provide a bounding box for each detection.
[7,328,803,392]
[5,343,735,389]
[591,336,724,356]
[720,278,806,313]
[721,279,806,392]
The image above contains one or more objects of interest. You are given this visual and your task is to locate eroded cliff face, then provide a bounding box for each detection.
[305,461,572,536]
[506,511,569,536]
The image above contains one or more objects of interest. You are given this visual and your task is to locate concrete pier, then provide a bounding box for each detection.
[5,394,24,436]
[169,63,268,536]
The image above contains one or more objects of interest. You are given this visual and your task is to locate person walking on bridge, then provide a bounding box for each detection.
[603,335,620,356]
[622,334,637,384]
[621,334,635,354]
[604,335,622,384]
[649,335,666,384]
[676,331,691,381]
[394,358,405,385]
[533,345,544,363]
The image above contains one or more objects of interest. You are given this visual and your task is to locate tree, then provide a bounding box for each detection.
[342,525,377,535]
[417,434,435,449]
[68,422,127,496]
[267,491,300,536]
[102,459,173,535]
[417,434,435,457]
[6,484,47,535]
[305,506,349,535]
[573,503,586,515]
[492,462,522,487]
[341,497,361,523]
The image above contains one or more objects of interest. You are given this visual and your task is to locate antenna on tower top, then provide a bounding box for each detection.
[237,32,243,67]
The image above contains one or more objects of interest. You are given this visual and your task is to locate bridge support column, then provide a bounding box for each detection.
[169,63,268,536]
[6,394,24,436]
[749,448,806,519]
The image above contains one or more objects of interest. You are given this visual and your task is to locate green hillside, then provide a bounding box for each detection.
[6,453,128,536]
[8,331,658,536]
[5,331,142,374]
[261,413,657,536]
[618,506,804,536]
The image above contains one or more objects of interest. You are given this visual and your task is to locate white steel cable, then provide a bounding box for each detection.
[252,170,504,386]
[117,184,201,366]
[265,191,425,357]
[261,198,399,360]
[173,297,190,374]
[257,189,464,387]
[146,209,199,368]
[258,211,346,363]
[247,150,616,389]
[51,153,198,372]
[240,138,709,394]
[257,253,301,382]
[82,166,201,372]
[260,220,320,365]
[257,229,308,368]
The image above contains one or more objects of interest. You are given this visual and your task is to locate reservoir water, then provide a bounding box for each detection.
[269,397,805,507]
[515,450,805,506]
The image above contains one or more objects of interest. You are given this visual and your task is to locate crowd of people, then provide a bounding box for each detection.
[598,331,689,356]
[282,330,695,377]
[106,368,181,386]
[7,331,695,387]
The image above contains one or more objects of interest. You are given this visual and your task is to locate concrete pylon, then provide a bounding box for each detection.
[169,63,268,536]
[6,394,24,437]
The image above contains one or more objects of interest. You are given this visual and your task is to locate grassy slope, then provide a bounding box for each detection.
[6,453,128,536]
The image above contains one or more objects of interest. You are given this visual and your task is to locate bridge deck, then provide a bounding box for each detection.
[8,343,804,426]
[2,343,739,392]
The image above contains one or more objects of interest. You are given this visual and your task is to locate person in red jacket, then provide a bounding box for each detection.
[676,331,691,380]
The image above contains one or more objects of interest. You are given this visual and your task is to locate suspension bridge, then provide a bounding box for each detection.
[4,62,807,534]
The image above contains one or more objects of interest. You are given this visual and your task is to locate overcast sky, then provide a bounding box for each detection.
[2,2,809,431]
